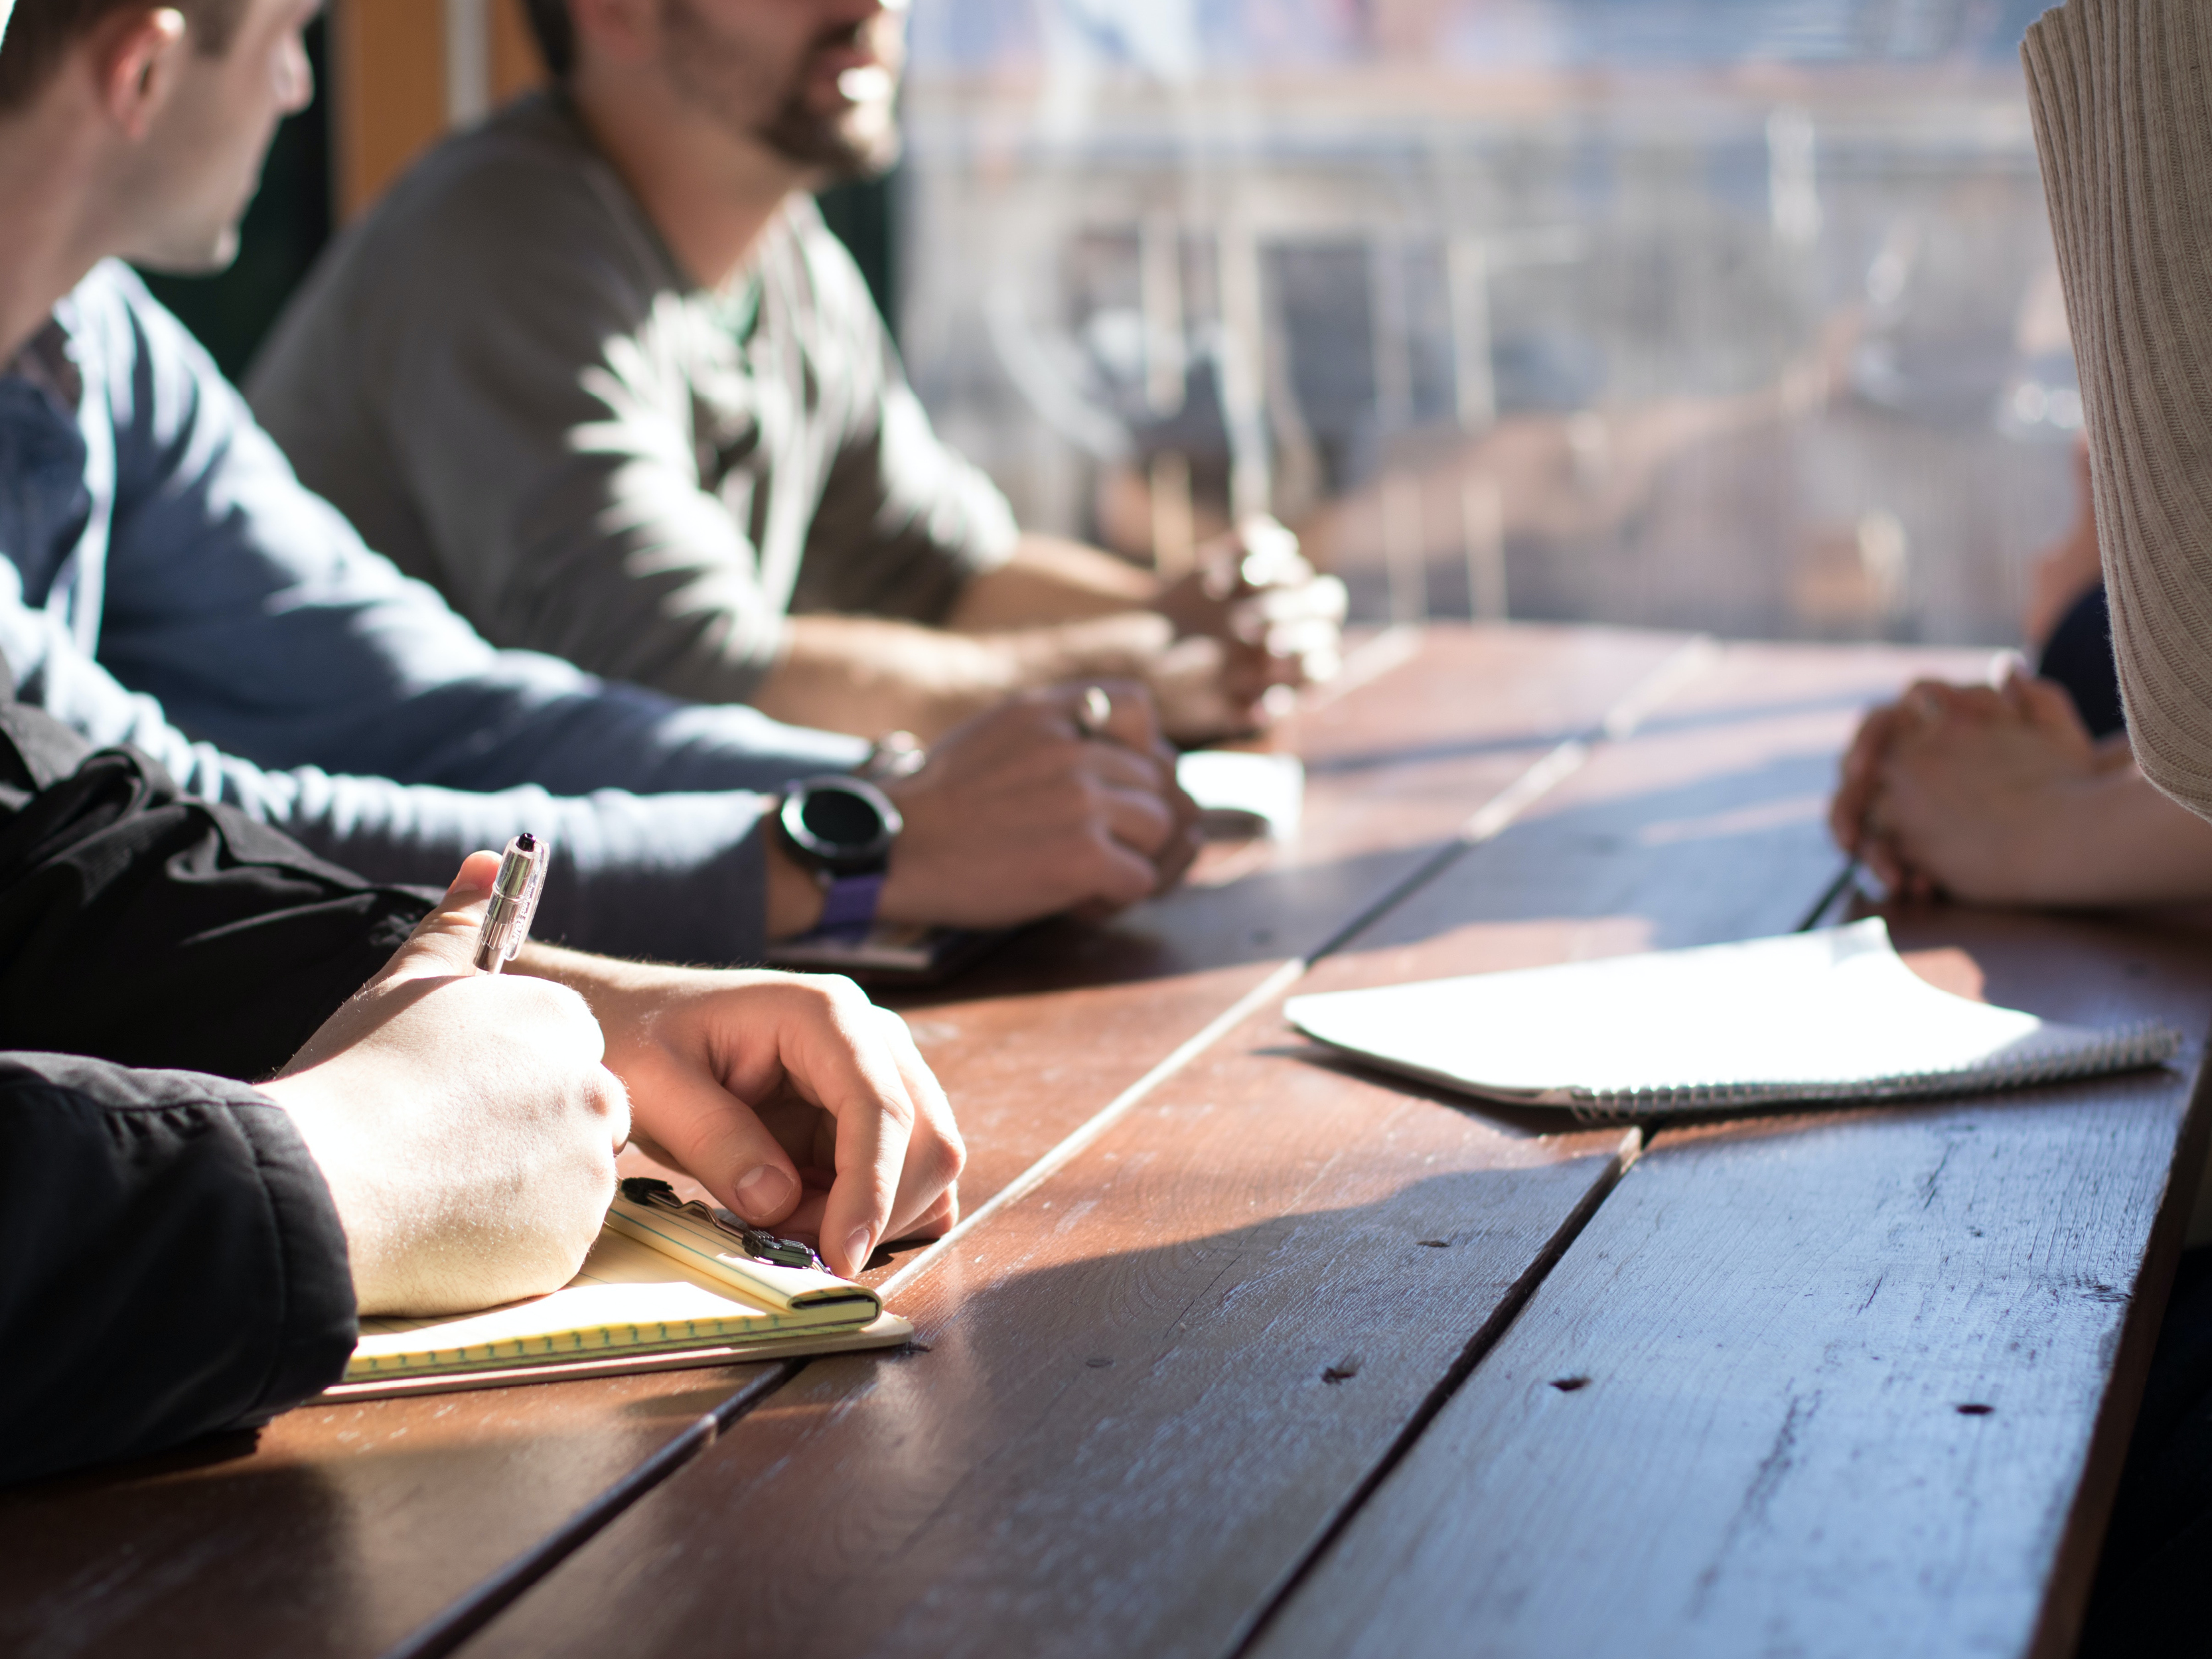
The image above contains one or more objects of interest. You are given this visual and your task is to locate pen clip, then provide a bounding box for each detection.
[617,1177,826,1272]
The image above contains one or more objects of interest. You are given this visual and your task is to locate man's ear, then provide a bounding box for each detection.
[90,5,188,140]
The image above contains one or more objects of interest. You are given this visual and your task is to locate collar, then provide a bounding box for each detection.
[544,84,776,323]
[3,315,82,413]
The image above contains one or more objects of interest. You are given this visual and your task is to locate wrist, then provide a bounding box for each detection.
[1001,613,1174,685]
[258,1066,340,1126]
[765,828,829,940]
[874,854,924,927]
[902,636,1022,739]
[261,1071,398,1309]
[769,777,901,940]
[1996,771,2116,902]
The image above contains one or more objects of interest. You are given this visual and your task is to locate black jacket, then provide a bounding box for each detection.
[0,691,433,1484]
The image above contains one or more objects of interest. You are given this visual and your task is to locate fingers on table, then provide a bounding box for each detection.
[1833,703,1903,850]
[870,1005,966,1239]
[796,982,933,1275]
[1087,817,1173,905]
[1076,729,1194,869]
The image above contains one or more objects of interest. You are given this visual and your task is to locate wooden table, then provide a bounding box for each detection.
[3,624,2203,1659]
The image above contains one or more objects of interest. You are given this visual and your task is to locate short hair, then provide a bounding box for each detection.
[0,0,250,113]
[519,0,573,80]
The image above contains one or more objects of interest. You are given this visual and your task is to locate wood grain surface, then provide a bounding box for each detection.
[445,979,1641,1659]
[1285,640,1994,1021]
[0,624,1678,1659]
[1246,798,2212,1652]
[0,1363,786,1659]
[436,638,1954,1659]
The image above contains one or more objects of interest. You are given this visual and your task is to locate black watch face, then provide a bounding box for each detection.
[783,778,900,873]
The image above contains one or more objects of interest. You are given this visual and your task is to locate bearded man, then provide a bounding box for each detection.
[246,0,1345,747]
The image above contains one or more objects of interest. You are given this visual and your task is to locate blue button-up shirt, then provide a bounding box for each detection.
[0,263,864,960]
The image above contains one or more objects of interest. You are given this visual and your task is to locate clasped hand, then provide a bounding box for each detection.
[1829,669,2123,902]
[1151,517,1349,741]
[877,678,1202,928]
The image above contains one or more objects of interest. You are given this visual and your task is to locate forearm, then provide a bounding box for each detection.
[0,615,790,967]
[119,616,865,801]
[94,522,865,803]
[75,639,830,962]
[261,772,785,964]
[1924,758,2212,908]
[748,615,1017,739]
[752,609,1171,741]
[943,535,1161,632]
[2028,765,2212,906]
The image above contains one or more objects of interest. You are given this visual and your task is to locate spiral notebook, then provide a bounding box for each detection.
[320,1181,913,1402]
[1286,919,2183,1120]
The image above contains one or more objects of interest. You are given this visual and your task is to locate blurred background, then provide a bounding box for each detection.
[171,0,2076,649]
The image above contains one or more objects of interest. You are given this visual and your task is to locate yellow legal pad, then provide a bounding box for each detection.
[320,1187,912,1402]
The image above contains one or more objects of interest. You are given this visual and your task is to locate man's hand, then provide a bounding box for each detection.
[1830,682,1935,872]
[770,529,1345,746]
[1832,671,2150,904]
[263,853,630,1315]
[871,680,1202,930]
[516,954,966,1279]
[1151,518,1348,741]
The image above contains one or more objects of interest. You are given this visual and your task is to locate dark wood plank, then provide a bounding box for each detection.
[1246,853,2212,1646]
[0,624,1677,1659]
[0,1364,786,1659]
[1315,636,1998,970]
[436,637,1943,1659]
[443,975,1641,1659]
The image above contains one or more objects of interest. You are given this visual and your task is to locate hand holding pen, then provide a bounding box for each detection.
[267,846,627,1313]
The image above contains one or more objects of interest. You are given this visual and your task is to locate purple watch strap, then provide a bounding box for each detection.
[815,872,887,940]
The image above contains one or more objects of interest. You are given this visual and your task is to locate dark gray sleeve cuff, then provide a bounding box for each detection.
[0,1056,357,1486]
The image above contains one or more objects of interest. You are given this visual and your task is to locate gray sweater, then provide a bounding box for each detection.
[249,92,1018,707]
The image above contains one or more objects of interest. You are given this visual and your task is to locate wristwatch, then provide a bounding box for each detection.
[777,775,904,937]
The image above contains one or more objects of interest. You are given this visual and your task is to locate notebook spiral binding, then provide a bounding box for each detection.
[1563,1019,2187,1124]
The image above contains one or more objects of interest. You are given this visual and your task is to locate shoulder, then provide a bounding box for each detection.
[65,261,204,366]
[394,95,638,236]
[319,94,675,325]
[65,260,240,424]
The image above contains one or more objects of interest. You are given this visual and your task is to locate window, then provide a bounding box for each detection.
[899,0,2074,645]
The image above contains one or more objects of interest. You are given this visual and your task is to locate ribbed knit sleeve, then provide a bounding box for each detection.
[2026,0,2212,818]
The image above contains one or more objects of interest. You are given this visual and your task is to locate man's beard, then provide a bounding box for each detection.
[757,88,901,182]
[662,0,902,183]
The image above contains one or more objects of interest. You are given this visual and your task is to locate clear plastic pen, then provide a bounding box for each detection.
[473,832,547,974]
